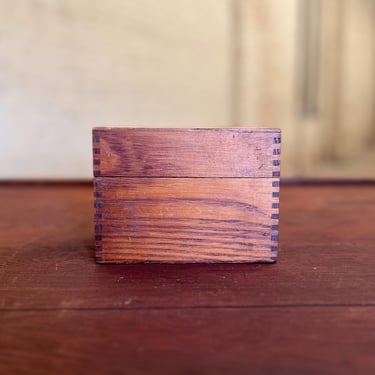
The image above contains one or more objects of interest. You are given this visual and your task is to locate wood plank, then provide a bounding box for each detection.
[94,177,279,263]
[93,128,281,177]
[1,184,375,309]
[1,307,375,374]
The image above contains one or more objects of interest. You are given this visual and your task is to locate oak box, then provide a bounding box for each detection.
[93,127,281,263]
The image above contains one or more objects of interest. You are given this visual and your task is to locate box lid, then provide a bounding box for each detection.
[93,127,281,178]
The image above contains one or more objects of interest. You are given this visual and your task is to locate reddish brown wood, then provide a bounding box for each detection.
[93,128,281,263]
[1,307,375,375]
[92,127,281,177]
[94,177,279,263]
[1,183,375,374]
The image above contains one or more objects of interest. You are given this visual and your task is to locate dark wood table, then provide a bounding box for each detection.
[1,183,375,374]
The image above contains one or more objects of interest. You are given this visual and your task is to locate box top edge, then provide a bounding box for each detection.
[92,127,281,133]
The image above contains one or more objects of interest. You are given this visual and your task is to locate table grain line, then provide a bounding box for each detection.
[2,303,375,313]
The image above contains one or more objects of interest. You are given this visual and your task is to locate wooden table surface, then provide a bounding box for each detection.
[1,183,375,374]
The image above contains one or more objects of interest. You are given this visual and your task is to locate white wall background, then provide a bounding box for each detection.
[1,0,374,179]
[0,0,232,179]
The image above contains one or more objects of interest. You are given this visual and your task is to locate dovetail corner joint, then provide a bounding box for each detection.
[93,172,104,255]
[93,133,101,177]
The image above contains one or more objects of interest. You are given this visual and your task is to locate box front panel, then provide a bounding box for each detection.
[94,177,279,263]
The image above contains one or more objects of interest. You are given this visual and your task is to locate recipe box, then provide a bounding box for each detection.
[93,127,281,263]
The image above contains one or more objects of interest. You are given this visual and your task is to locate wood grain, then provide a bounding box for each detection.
[93,128,281,177]
[94,177,279,263]
[1,183,375,374]
[2,184,375,310]
[2,307,375,375]
[93,127,281,263]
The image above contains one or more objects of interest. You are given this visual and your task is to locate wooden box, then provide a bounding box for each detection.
[93,128,281,263]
